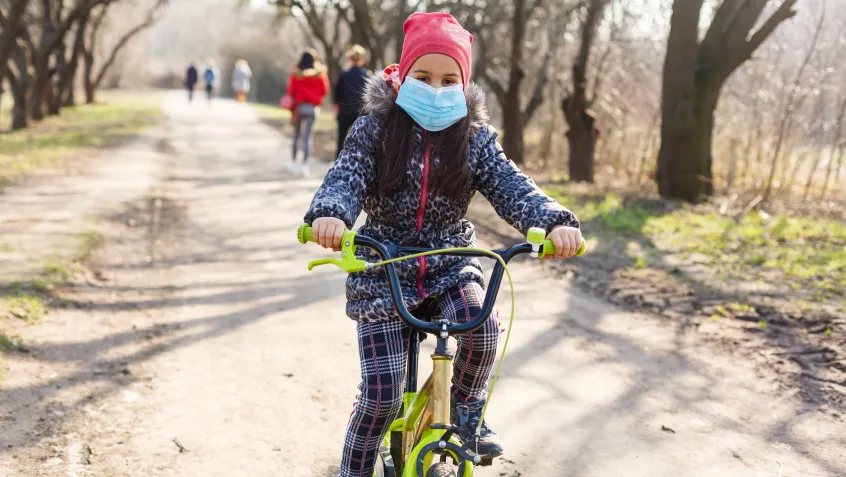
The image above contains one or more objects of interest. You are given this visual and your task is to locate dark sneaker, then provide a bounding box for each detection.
[451,396,504,458]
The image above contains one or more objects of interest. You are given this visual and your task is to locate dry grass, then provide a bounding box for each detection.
[0,91,163,188]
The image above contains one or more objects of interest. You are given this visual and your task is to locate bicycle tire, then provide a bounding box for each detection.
[426,463,456,477]
[374,454,395,477]
[390,431,403,474]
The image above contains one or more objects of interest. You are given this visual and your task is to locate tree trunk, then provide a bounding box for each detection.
[657,0,797,201]
[47,58,61,115]
[30,60,50,120]
[562,0,606,183]
[656,0,704,200]
[501,101,525,165]
[10,43,30,130]
[566,125,598,182]
[12,84,29,130]
[657,83,719,201]
[501,0,527,164]
[64,83,76,106]
[60,14,88,107]
[83,50,95,104]
[85,78,95,104]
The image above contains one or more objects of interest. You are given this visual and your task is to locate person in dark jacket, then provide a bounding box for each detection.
[333,45,370,158]
[185,62,198,103]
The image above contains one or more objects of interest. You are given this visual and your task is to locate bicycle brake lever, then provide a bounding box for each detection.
[307,258,343,271]
[306,230,368,273]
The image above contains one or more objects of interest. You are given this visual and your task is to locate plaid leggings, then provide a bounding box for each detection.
[339,281,500,477]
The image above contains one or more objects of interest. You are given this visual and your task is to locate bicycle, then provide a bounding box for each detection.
[297,223,585,477]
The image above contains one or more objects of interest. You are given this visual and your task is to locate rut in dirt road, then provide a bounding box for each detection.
[1,94,844,477]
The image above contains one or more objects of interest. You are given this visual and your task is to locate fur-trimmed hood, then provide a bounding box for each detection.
[360,74,490,128]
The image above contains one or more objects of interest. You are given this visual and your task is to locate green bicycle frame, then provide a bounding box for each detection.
[375,354,473,477]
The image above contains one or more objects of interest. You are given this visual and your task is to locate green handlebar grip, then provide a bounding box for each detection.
[297,224,315,244]
[542,239,586,257]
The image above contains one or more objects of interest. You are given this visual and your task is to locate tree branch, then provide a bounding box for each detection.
[522,47,552,124]
[85,2,108,57]
[93,0,166,88]
[717,0,798,82]
[472,33,507,103]
[46,0,106,54]
[0,0,32,85]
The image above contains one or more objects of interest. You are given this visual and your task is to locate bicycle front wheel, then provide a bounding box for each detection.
[426,463,456,477]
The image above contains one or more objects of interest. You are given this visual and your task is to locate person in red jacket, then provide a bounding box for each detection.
[286,49,330,174]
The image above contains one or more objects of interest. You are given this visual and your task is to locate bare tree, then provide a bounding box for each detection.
[81,0,166,104]
[271,0,348,86]
[20,0,106,121]
[561,0,609,182]
[472,0,575,164]
[762,1,825,201]
[656,0,798,201]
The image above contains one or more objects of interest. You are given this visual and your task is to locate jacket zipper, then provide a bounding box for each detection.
[416,131,430,298]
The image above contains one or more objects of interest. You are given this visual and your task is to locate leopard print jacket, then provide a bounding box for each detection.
[304,75,580,323]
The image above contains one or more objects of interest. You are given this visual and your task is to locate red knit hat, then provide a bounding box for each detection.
[398,12,474,88]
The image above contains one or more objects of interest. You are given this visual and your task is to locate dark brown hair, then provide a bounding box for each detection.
[376,103,470,199]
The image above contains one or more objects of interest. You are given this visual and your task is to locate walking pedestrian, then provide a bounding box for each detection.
[333,45,370,159]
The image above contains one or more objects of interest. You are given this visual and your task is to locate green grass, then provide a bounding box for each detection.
[1,230,100,326]
[729,302,753,313]
[544,187,846,302]
[0,94,162,187]
[0,334,21,350]
[251,102,292,121]
[250,102,336,131]
[645,211,846,298]
[543,188,663,234]
[2,292,47,323]
[42,258,78,285]
[78,230,105,263]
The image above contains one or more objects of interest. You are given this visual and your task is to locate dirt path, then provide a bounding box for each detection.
[1,93,844,477]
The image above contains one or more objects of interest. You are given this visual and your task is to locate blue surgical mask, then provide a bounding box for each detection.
[395,76,468,132]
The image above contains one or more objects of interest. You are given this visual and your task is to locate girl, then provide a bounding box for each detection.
[304,12,582,477]
[286,49,330,174]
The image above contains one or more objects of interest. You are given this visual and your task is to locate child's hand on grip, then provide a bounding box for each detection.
[313,217,347,251]
[546,226,583,259]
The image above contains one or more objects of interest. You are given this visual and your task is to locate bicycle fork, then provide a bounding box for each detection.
[404,324,485,476]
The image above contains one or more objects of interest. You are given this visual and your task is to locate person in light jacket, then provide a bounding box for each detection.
[232,59,252,103]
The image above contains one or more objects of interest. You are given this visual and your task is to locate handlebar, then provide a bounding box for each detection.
[297,224,585,336]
